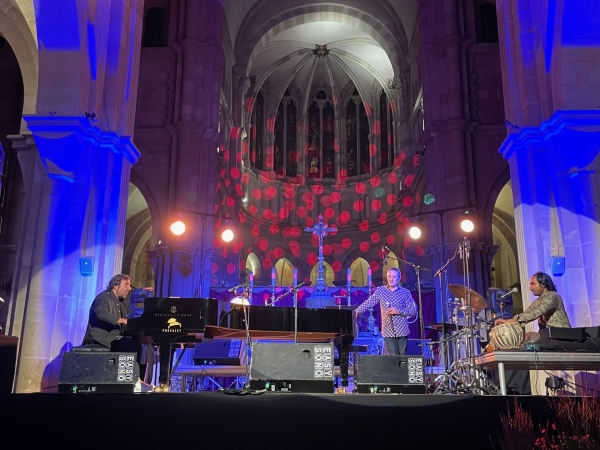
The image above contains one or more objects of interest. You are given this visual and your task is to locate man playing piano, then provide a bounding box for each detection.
[355,268,417,355]
[82,274,154,392]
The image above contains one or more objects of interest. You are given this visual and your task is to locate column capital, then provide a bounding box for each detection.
[22,115,140,182]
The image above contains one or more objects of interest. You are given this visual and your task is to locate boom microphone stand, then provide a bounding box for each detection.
[395,256,430,368]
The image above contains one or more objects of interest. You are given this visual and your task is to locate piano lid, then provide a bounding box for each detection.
[127,297,220,339]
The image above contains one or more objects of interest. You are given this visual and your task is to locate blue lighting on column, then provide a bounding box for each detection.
[87,22,97,81]
[126,11,136,101]
[562,0,600,46]
[544,0,557,73]
[34,0,80,50]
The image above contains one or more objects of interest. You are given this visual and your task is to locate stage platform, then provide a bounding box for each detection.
[2,392,554,449]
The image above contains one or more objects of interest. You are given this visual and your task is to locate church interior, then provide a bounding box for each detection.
[1,0,600,448]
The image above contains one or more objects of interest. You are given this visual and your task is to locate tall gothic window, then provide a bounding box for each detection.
[250,91,265,170]
[307,90,335,179]
[345,89,370,176]
[143,7,167,47]
[380,91,389,169]
[274,90,297,176]
[379,91,394,169]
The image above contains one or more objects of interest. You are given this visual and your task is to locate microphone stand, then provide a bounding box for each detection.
[268,282,307,306]
[433,247,460,368]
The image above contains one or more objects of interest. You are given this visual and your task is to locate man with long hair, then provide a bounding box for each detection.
[496,271,571,329]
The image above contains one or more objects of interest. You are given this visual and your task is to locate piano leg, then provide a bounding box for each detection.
[339,347,349,389]
[155,343,174,392]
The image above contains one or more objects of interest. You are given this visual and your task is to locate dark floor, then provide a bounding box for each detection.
[1,392,553,449]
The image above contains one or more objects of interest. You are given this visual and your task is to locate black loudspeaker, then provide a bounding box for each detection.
[355,355,426,394]
[0,335,18,393]
[250,343,334,393]
[58,351,139,393]
[193,339,246,366]
[547,326,600,342]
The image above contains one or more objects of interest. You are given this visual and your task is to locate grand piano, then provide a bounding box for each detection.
[126,297,220,389]
[204,304,356,388]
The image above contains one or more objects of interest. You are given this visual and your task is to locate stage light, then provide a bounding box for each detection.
[460,209,475,233]
[460,219,475,233]
[408,217,423,240]
[220,219,236,243]
[170,220,186,236]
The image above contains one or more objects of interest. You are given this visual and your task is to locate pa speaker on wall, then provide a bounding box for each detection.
[355,355,426,394]
[79,257,93,276]
[250,342,334,393]
[551,256,565,276]
[193,339,246,365]
[58,351,139,393]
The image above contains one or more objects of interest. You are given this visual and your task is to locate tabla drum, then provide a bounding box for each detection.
[489,322,524,350]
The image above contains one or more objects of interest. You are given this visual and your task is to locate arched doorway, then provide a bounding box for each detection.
[490,181,523,313]
[123,183,154,289]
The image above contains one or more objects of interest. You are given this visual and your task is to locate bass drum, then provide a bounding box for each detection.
[489,322,524,350]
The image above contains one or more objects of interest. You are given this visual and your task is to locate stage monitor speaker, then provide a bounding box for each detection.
[193,339,246,366]
[58,351,139,393]
[355,355,426,394]
[250,343,334,393]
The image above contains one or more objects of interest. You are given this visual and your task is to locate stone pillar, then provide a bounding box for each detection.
[500,111,600,327]
[154,0,224,297]
[7,116,139,392]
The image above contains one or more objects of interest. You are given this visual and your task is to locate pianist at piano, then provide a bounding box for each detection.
[82,274,152,391]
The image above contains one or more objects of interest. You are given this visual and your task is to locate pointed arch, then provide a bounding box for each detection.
[274,258,295,286]
[245,252,262,281]
[350,257,370,286]
[309,261,335,286]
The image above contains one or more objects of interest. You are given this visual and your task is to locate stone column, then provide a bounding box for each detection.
[7,116,139,392]
[500,111,600,327]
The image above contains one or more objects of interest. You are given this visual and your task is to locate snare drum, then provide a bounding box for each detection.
[489,322,524,350]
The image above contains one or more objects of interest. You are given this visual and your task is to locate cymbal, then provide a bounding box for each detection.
[448,284,488,311]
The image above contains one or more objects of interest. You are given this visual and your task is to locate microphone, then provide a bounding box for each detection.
[382,246,388,265]
[498,287,518,300]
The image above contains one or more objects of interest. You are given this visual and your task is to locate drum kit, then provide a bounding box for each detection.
[426,284,502,395]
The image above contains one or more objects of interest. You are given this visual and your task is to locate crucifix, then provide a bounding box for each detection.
[304,214,336,293]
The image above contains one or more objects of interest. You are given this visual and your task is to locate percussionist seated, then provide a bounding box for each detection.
[82,274,154,393]
[492,272,572,349]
